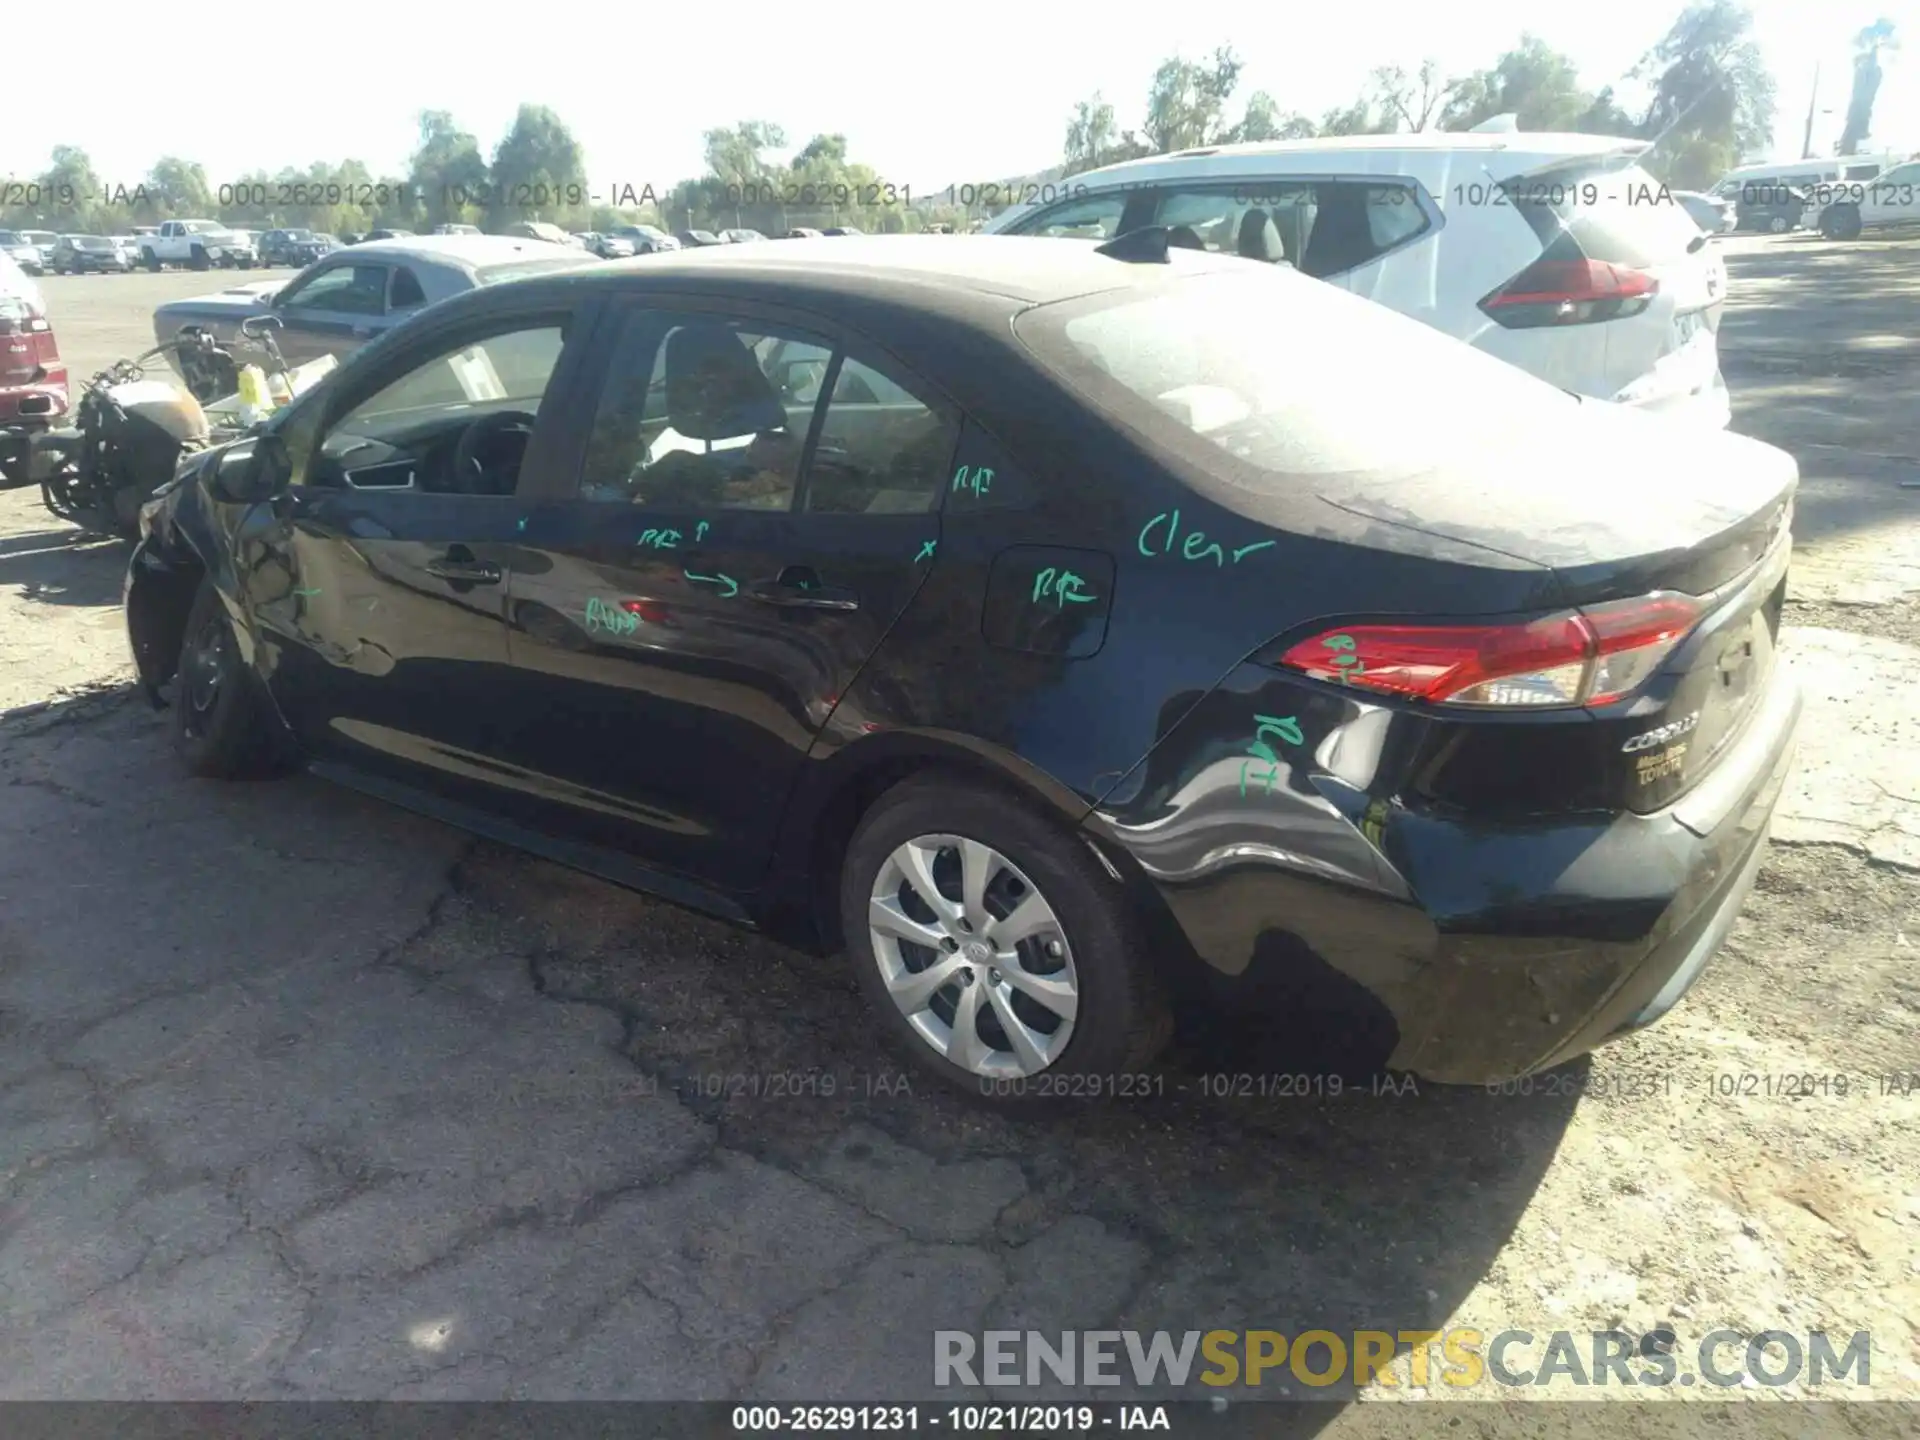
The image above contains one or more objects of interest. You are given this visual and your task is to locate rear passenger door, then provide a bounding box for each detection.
[497,301,960,890]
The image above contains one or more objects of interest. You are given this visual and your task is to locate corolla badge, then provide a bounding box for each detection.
[1622,712,1700,753]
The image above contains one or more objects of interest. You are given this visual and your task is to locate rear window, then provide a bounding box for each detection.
[475,256,594,286]
[1015,269,1575,490]
[1507,163,1704,268]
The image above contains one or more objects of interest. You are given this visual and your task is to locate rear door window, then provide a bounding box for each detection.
[1506,163,1703,268]
[1016,268,1575,490]
[1145,181,1428,276]
[389,266,427,310]
[801,356,958,515]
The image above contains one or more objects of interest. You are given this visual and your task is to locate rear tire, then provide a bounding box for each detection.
[144,250,161,272]
[839,777,1171,1108]
[172,578,287,779]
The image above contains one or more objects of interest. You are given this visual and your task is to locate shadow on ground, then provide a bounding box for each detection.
[0,526,130,608]
[0,688,1577,1408]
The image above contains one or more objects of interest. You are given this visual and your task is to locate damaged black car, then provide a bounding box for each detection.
[126,234,1802,1107]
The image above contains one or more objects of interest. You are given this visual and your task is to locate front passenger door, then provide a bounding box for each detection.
[240,304,588,811]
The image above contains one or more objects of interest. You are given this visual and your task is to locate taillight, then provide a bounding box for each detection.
[1274,593,1703,710]
[1479,258,1658,328]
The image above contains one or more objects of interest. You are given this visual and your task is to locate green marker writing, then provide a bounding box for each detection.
[684,569,740,598]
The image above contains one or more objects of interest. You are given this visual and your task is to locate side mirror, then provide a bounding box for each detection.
[208,433,290,504]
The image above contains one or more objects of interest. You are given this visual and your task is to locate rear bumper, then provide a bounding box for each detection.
[1089,660,1801,1085]
[0,381,70,427]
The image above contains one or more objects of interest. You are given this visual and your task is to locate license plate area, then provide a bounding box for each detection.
[1624,572,1783,812]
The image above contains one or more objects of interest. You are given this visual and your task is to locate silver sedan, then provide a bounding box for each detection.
[150,235,599,376]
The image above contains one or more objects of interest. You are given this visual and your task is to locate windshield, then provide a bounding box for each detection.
[22,231,55,244]
[184,221,227,235]
[72,237,110,250]
[1016,268,1577,495]
[287,229,314,240]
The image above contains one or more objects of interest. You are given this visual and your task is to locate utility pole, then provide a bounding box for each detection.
[1802,61,1822,159]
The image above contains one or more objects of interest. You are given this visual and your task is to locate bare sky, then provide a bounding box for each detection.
[6,1,1914,193]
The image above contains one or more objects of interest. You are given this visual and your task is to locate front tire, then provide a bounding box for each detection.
[1820,204,1862,240]
[173,579,286,779]
[839,778,1171,1106]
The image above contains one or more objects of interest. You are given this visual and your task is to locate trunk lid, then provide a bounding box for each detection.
[1319,398,1797,605]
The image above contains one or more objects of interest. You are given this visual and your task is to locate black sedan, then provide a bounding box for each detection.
[123,234,1801,1104]
[50,235,132,273]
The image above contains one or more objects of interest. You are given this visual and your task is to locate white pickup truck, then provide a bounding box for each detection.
[139,220,255,272]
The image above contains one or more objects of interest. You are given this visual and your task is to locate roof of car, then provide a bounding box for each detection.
[1056,131,1650,188]
[342,234,590,270]
[569,233,1247,306]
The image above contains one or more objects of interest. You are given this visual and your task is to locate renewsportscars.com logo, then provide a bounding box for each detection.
[933,1328,1873,1391]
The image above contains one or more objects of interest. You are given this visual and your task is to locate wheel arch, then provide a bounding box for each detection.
[126,483,257,703]
[768,731,1104,955]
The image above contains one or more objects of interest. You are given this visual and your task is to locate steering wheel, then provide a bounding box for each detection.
[450,410,538,495]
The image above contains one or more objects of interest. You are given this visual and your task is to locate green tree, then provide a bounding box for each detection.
[1443,36,1598,131]
[409,111,491,227]
[1839,19,1899,154]
[28,146,102,230]
[1225,91,1317,142]
[1064,94,1123,174]
[1371,60,1463,132]
[1635,0,1776,180]
[1141,47,1246,152]
[1318,97,1392,136]
[488,104,588,228]
[145,155,213,219]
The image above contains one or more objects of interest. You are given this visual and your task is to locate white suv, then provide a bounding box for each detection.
[986,133,1732,428]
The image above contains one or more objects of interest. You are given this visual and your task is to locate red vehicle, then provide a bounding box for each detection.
[0,254,68,484]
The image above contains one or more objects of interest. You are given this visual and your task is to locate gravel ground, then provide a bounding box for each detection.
[0,238,1914,1428]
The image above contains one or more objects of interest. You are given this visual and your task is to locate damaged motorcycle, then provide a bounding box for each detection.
[0,317,327,540]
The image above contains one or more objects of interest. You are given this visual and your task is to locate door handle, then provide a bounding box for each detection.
[425,554,502,584]
[746,567,860,611]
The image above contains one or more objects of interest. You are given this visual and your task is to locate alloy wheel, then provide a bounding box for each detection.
[866,834,1079,1078]
[184,613,229,715]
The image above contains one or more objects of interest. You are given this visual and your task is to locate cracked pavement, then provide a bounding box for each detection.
[0,238,1915,1418]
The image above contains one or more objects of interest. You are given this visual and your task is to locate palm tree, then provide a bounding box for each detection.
[1839,19,1899,155]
